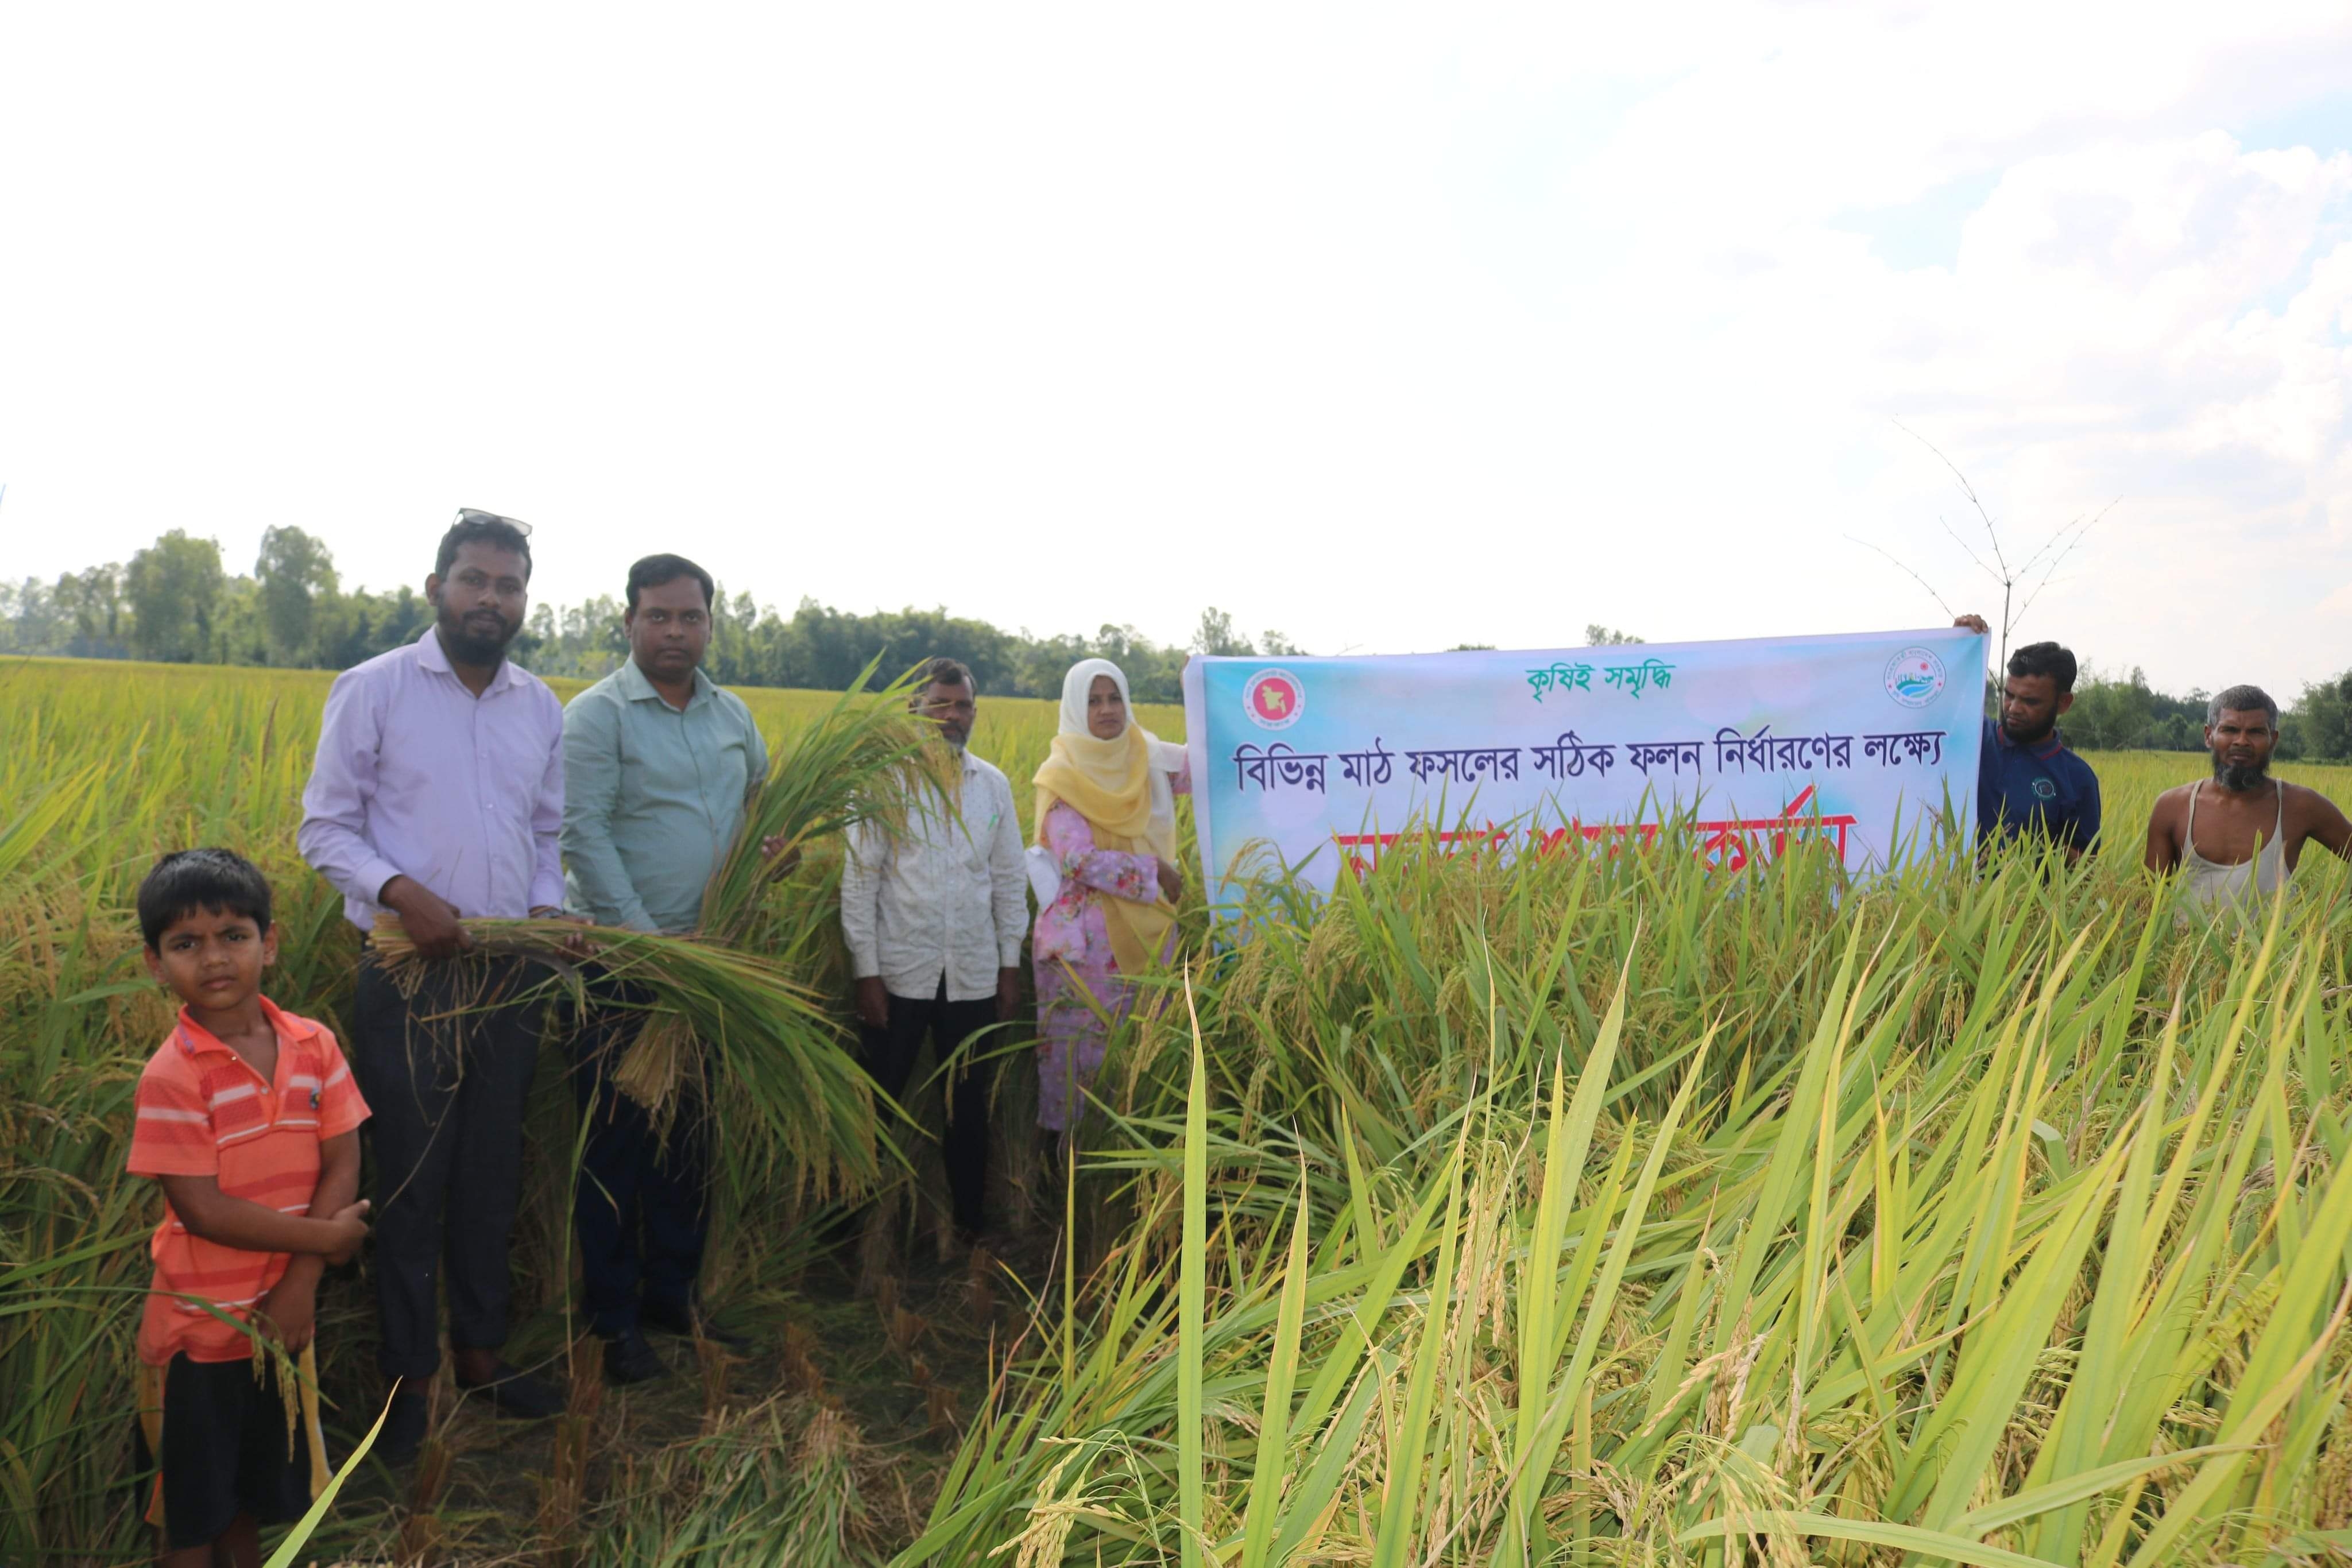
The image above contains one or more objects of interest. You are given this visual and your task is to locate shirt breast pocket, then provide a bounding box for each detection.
[487,707,555,806]
[714,733,750,803]
[953,808,991,873]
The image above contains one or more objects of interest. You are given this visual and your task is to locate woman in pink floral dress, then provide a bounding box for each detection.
[1027,659,1189,1135]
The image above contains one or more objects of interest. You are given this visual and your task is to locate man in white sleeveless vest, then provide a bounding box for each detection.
[2143,684,2352,910]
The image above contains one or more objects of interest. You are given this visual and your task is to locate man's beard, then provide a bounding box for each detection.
[2003,713,2056,746]
[2214,753,2271,792]
[438,603,518,665]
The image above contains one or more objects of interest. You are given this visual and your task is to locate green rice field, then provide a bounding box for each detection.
[8,653,2352,1566]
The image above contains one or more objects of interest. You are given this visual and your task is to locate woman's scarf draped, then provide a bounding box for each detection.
[1031,658,1179,973]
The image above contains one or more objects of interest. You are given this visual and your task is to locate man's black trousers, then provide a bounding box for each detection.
[570,973,709,1339]
[860,983,1000,1235]
[351,952,544,1383]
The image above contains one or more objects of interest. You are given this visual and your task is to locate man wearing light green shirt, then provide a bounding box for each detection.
[559,554,764,1383]
[562,614,767,934]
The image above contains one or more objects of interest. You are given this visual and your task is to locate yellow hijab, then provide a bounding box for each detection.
[1033,659,1177,973]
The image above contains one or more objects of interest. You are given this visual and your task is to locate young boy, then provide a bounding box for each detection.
[127,849,373,1568]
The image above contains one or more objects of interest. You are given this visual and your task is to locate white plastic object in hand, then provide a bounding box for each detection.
[1024,845,1062,913]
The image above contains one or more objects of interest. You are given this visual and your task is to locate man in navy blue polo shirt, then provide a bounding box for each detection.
[1955,615,2101,862]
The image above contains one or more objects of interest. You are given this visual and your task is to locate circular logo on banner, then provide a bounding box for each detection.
[1243,668,1305,730]
[1882,646,1946,709]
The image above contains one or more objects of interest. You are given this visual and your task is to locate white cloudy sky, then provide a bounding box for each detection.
[3,3,2350,694]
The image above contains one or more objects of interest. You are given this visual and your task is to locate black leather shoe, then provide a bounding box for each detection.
[455,1361,563,1420]
[640,1300,750,1350]
[375,1387,428,1467]
[602,1327,666,1385]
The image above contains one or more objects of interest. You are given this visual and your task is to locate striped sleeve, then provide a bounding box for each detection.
[126,1052,218,1178]
[313,1033,370,1140]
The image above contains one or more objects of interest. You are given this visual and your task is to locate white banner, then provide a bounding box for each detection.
[1181,626,1986,899]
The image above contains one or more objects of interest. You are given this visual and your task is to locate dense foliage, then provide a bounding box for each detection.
[0,525,1298,703]
[11,657,2352,1564]
[909,834,2352,1567]
[8,525,2346,752]
[0,657,1177,1565]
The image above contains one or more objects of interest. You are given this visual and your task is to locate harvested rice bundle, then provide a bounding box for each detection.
[371,915,883,1197]
[376,658,945,1189]
[612,659,956,1116]
[377,662,948,1193]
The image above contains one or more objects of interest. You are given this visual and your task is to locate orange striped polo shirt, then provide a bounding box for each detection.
[126,998,370,1366]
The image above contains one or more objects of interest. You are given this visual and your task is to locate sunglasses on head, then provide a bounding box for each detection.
[452,507,533,537]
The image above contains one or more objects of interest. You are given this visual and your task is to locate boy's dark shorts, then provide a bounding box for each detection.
[133,1352,322,1550]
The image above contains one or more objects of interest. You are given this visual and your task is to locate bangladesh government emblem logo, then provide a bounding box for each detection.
[1882,647,1945,710]
[1243,668,1305,730]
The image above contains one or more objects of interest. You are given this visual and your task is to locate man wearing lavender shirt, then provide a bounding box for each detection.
[297,509,567,1462]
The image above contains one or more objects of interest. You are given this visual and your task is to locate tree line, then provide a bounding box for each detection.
[0,526,1296,704]
[7,526,2352,757]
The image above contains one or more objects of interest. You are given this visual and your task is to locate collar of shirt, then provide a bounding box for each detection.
[412,624,531,697]
[1990,719,2068,761]
[173,996,320,1063]
[613,657,714,710]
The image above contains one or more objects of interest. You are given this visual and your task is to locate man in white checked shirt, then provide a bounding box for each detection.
[839,657,1028,1241]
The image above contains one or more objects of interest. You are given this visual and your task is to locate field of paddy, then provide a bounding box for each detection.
[8,652,2352,1566]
